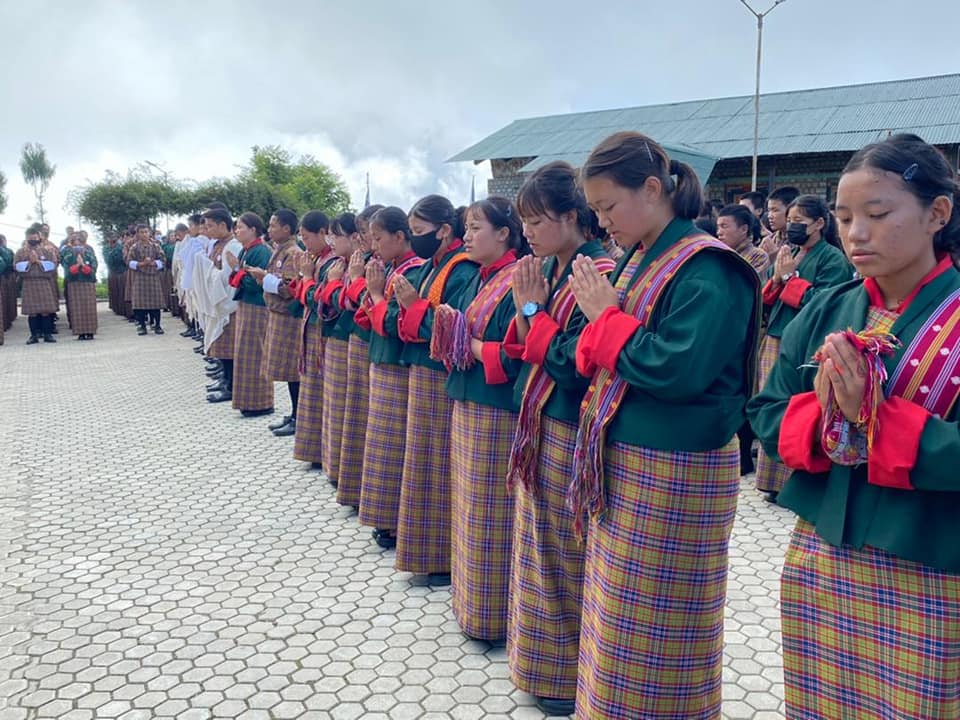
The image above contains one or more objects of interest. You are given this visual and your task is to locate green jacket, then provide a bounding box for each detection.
[162,242,176,266]
[401,248,479,370]
[0,246,13,275]
[603,218,760,451]
[748,269,960,572]
[765,239,852,338]
[105,244,126,274]
[512,240,609,424]
[61,246,98,283]
[445,257,522,411]
[368,260,424,367]
[234,243,270,306]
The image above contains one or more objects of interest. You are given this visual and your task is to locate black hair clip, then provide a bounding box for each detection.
[902,163,919,182]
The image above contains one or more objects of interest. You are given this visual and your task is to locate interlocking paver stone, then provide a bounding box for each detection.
[0,307,790,717]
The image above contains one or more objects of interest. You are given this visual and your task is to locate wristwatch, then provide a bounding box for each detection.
[781,270,798,283]
[521,301,545,319]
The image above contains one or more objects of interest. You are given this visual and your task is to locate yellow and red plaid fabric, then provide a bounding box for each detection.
[336,336,371,508]
[450,400,517,642]
[755,334,793,493]
[231,302,273,412]
[292,322,325,464]
[319,337,350,480]
[576,437,740,719]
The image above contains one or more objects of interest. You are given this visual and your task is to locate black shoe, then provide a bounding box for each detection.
[268,415,293,431]
[26,335,39,345]
[206,379,227,392]
[764,491,779,504]
[206,369,224,380]
[179,328,194,337]
[43,334,56,343]
[427,573,451,587]
[153,326,164,335]
[311,462,323,471]
[50,326,58,334]
[240,408,274,418]
[535,697,575,717]
[193,346,204,353]
[207,389,232,403]
[137,325,148,336]
[273,419,296,437]
[375,532,396,549]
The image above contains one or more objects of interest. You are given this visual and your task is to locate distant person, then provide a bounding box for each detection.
[15,224,60,344]
[760,185,799,263]
[128,223,166,335]
[0,234,16,331]
[717,204,770,275]
[61,232,98,340]
[754,194,850,502]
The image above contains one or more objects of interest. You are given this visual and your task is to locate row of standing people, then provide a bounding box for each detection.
[168,131,763,719]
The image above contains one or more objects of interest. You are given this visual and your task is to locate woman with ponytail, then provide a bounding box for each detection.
[505,161,616,718]
[749,133,960,719]
[754,194,851,502]
[431,195,527,643]
[389,195,479,585]
[568,131,761,718]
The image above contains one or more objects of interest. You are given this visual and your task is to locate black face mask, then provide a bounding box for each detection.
[411,230,442,260]
[786,222,810,246]
[27,238,41,246]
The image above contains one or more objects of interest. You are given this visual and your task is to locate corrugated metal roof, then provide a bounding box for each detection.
[519,143,719,185]
[450,74,960,167]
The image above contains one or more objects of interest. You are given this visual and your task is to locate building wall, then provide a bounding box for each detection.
[486,144,960,204]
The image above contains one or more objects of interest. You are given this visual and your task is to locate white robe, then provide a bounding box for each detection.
[192,237,242,352]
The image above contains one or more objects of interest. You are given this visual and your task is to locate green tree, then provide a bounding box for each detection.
[72,170,189,237]
[0,169,7,214]
[19,142,56,222]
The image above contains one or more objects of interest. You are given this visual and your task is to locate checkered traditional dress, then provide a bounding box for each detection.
[128,242,166,310]
[231,302,274,412]
[1,270,17,328]
[358,363,410,531]
[292,321,324,463]
[65,282,97,335]
[319,337,350,480]
[508,417,584,700]
[755,335,793,493]
[449,400,517,641]
[395,365,454,575]
[14,245,59,315]
[336,335,370,508]
[575,438,740,719]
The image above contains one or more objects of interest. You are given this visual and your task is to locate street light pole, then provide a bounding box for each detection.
[740,0,787,192]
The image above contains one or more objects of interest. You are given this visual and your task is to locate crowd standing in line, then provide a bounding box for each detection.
[3,130,959,720]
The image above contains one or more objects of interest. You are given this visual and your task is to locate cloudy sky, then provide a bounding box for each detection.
[1,0,958,241]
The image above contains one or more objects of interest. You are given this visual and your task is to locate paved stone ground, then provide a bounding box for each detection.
[0,306,793,719]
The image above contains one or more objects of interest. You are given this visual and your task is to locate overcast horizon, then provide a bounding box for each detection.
[2,0,959,239]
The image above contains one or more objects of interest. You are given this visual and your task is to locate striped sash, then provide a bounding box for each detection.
[431,261,518,371]
[887,287,960,418]
[386,254,427,300]
[507,256,617,495]
[569,235,731,533]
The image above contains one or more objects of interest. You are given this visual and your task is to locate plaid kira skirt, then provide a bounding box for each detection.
[65,282,97,335]
[576,436,740,720]
[508,416,585,700]
[293,322,324,464]
[320,337,350,481]
[450,400,517,642]
[336,335,370,508]
[395,365,454,575]
[782,520,960,720]
[755,334,792,493]
[358,363,410,531]
[231,302,274,412]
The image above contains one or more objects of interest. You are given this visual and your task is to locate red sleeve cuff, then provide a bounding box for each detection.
[229,269,247,288]
[586,306,641,374]
[320,279,344,306]
[69,265,79,275]
[576,323,599,377]
[762,278,784,305]
[867,397,929,490]
[502,318,524,359]
[345,277,367,306]
[399,298,430,343]
[354,307,372,331]
[81,265,92,275]
[778,392,832,473]
[780,277,812,308]
[298,278,317,306]
[521,313,560,366]
[481,342,509,384]
[369,300,390,336]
